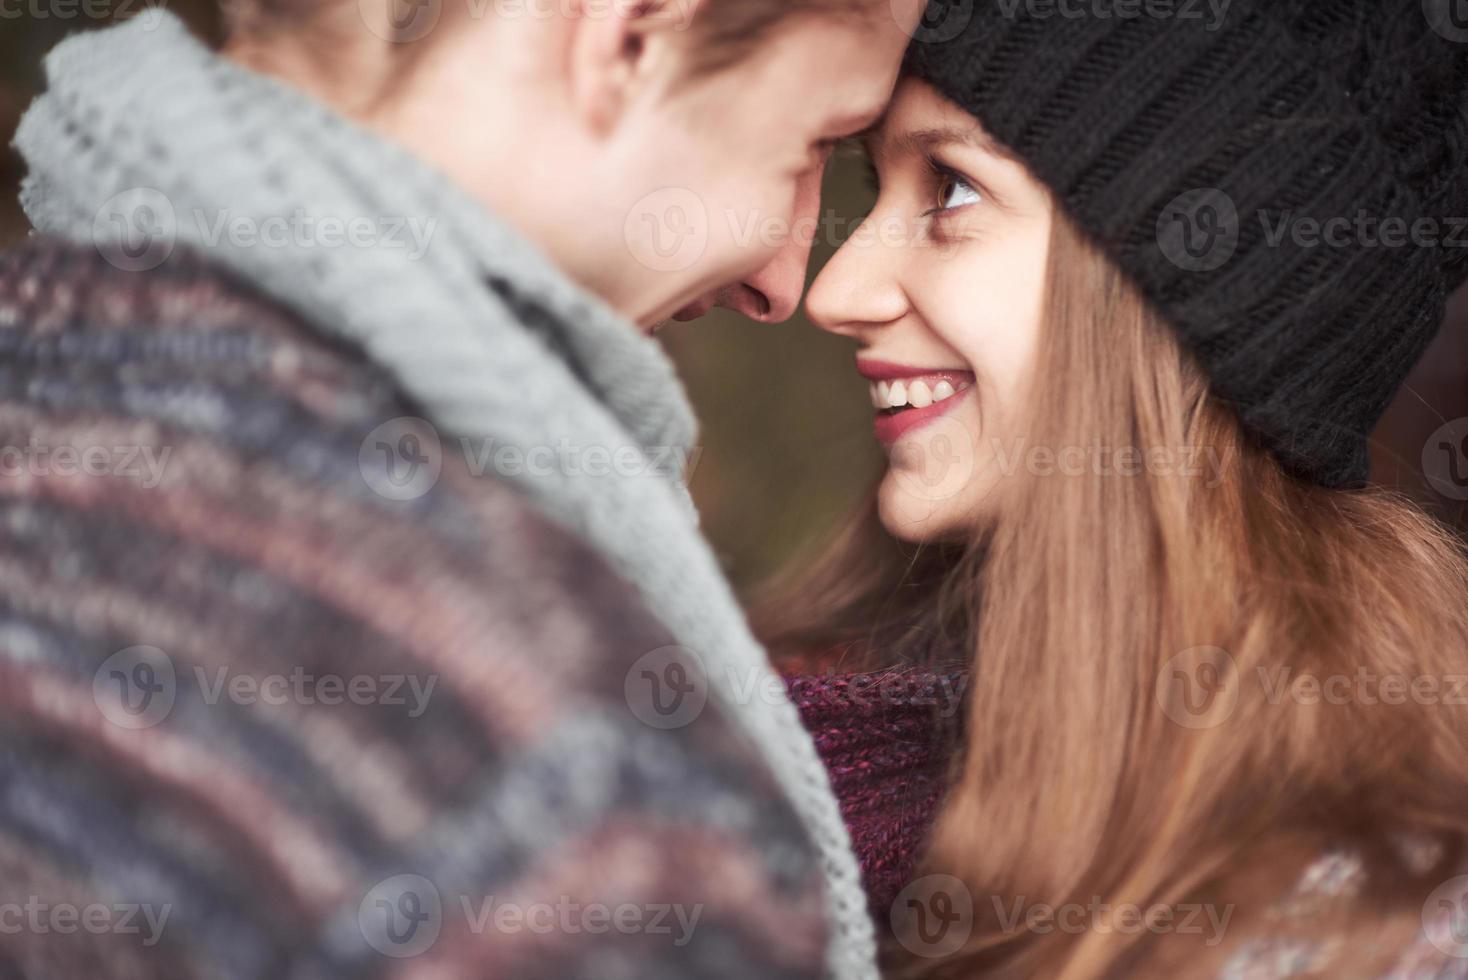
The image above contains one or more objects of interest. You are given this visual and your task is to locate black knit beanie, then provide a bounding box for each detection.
[904,0,1468,488]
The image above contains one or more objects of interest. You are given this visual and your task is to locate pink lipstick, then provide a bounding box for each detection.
[856,359,976,447]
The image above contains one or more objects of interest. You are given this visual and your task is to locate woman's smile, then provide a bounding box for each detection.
[856,358,976,447]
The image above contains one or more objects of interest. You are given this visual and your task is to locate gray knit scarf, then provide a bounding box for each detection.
[14,14,875,979]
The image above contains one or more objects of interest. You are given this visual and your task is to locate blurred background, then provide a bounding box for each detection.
[4,6,1468,592]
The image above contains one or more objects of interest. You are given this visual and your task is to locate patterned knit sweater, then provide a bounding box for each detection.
[782,666,966,925]
[0,238,828,980]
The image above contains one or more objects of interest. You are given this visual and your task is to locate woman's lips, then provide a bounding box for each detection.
[856,359,977,448]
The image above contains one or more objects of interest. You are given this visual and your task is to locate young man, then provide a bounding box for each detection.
[3,1,921,977]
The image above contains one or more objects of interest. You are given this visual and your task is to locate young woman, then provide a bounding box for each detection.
[770,1,1468,976]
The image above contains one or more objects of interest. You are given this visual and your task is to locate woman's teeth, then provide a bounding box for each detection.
[870,378,967,411]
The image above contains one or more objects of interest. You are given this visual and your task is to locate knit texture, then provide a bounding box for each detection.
[782,667,967,924]
[907,0,1468,488]
[13,15,875,978]
[0,238,829,978]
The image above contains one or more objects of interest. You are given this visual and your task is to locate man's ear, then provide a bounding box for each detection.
[568,0,711,136]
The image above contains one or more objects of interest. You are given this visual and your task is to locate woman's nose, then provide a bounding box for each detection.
[805,213,910,339]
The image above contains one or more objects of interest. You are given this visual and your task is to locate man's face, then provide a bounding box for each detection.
[668,161,827,324]
[352,0,924,333]
[629,2,925,329]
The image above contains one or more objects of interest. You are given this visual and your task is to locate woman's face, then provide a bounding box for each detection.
[807,78,1055,542]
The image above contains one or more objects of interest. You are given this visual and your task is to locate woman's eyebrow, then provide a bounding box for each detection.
[869,125,1016,164]
[900,126,1009,157]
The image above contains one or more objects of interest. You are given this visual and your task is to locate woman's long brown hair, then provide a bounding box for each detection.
[757,213,1468,976]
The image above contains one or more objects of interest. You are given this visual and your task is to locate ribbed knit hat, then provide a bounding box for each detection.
[905,0,1468,488]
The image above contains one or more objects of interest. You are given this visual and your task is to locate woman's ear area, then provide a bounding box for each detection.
[567,0,711,135]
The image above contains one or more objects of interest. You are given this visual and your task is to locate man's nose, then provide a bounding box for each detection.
[721,233,814,323]
[720,162,826,324]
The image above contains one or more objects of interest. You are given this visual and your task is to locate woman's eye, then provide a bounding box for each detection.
[937,172,982,212]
